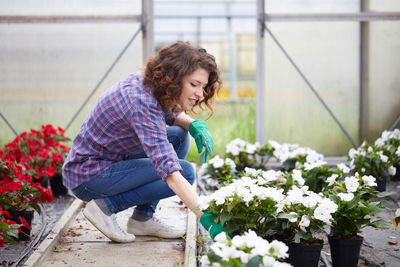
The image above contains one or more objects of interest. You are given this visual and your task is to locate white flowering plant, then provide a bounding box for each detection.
[199,176,285,237]
[237,167,289,190]
[275,186,338,244]
[375,129,400,168]
[225,138,274,171]
[325,173,391,239]
[349,142,395,185]
[202,231,292,267]
[199,155,237,190]
[268,141,325,172]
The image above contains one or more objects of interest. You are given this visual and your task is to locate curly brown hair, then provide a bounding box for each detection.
[143,41,222,116]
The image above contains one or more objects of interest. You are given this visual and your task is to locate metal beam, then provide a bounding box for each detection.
[0,15,141,23]
[142,0,154,63]
[256,0,265,144]
[265,12,400,22]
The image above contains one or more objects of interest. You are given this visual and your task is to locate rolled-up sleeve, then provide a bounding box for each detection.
[130,92,182,181]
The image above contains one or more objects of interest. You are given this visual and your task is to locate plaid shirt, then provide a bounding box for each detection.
[62,72,182,189]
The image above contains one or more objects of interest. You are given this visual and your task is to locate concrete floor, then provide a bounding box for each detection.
[24,196,194,267]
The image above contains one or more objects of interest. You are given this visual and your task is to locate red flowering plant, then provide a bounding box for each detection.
[0,205,22,247]
[0,150,54,213]
[0,149,54,246]
[3,124,70,183]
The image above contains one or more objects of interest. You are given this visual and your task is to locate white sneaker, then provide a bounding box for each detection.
[83,200,135,243]
[127,216,186,239]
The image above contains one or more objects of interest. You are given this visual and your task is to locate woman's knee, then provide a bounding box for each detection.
[180,160,196,185]
[167,126,190,159]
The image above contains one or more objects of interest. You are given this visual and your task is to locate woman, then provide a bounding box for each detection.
[62,41,224,242]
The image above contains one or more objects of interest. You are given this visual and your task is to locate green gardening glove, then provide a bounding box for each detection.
[200,212,226,240]
[189,120,213,163]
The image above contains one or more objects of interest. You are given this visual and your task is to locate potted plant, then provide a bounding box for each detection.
[199,175,285,238]
[325,173,391,267]
[374,129,400,181]
[0,151,54,240]
[225,138,272,171]
[275,186,338,267]
[198,155,237,190]
[348,142,395,191]
[0,205,23,247]
[4,124,70,196]
[201,230,292,267]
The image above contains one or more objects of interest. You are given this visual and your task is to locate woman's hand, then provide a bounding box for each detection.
[189,120,213,163]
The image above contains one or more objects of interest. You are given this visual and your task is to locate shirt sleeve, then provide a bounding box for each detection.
[130,93,182,181]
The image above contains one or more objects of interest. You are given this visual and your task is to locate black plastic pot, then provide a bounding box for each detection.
[286,241,323,267]
[375,177,386,192]
[390,164,400,181]
[7,209,35,241]
[328,236,363,267]
[50,174,68,197]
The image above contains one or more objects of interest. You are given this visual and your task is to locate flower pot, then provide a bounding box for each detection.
[286,241,323,267]
[391,164,400,181]
[7,209,34,241]
[33,177,49,188]
[375,177,386,192]
[328,236,363,267]
[49,174,68,197]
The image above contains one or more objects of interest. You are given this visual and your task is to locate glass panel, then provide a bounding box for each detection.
[0,1,142,146]
[366,21,400,139]
[263,22,359,155]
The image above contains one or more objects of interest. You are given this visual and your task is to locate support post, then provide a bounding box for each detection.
[142,0,154,63]
[256,0,265,143]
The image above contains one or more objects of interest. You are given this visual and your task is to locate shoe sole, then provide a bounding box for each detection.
[126,221,185,239]
[83,207,135,243]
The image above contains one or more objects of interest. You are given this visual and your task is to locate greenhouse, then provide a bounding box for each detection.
[1,0,400,266]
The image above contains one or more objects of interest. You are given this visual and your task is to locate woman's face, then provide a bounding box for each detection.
[178,68,209,111]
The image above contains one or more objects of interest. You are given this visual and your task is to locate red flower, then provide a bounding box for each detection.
[18,216,32,230]
[52,153,62,163]
[44,166,55,178]
[0,206,10,218]
[40,188,54,203]
[0,236,4,247]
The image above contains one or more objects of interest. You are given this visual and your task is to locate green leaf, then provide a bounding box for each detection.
[220,212,232,225]
[246,255,261,267]
[370,219,391,229]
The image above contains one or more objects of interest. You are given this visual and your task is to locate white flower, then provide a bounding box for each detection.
[348,148,358,159]
[209,155,224,168]
[269,240,289,259]
[345,176,360,193]
[225,158,236,171]
[285,187,304,204]
[304,160,327,170]
[395,208,400,217]
[288,212,298,222]
[338,192,354,201]
[375,137,385,148]
[337,163,350,174]
[314,205,333,223]
[246,143,258,154]
[396,146,400,157]
[327,174,339,186]
[379,153,388,163]
[388,166,397,176]
[299,215,310,231]
[362,175,377,187]
[292,169,305,185]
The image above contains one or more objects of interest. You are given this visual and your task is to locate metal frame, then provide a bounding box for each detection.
[0,0,154,135]
[256,0,400,147]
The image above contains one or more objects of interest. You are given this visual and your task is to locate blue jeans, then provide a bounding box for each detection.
[72,126,195,218]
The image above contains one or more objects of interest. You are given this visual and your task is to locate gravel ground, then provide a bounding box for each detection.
[0,194,75,266]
